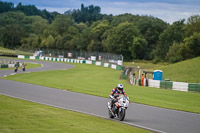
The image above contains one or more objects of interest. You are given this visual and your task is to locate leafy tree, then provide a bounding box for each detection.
[55,34,63,49]
[51,15,74,36]
[166,42,183,63]
[21,34,39,49]
[1,24,26,48]
[184,32,200,57]
[15,3,41,16]
[70,4,102,24]
[103,22,141,60]
[0,1,14,13]
[130,37,147,59]
[185,15,200,36]
[44,35,55,48]
[137,17,168,59]
[110,13,137,27]
[166,32,200,62]
[0,1,59,23]
[62,26,78,50]
[87,20,110,51]
[154,19,185,61]
[0,12,27,48]
[73,27,93,51]
[0,11,26,26]
[22,15,48,35]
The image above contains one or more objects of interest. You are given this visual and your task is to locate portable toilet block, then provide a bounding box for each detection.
[154,70,163,80]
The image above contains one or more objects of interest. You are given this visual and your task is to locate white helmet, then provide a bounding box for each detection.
[117,84,123,90]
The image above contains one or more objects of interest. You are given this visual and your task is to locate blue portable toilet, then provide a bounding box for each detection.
[154,70,163,80]
[39,51,43,57]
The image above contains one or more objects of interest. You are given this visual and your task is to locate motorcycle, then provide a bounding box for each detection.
[22,63,26,71]
[14,66,18,72]
[107,94,129,121]
[22,66,25,71]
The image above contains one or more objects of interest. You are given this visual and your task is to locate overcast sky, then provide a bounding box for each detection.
[2,0,200,24]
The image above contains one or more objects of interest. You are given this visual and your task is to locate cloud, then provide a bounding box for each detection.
[95,1,200,23]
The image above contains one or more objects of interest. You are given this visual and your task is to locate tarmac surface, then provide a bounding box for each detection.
[0,58,200,133]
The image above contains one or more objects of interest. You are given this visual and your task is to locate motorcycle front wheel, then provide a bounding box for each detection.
[118,108,126,121]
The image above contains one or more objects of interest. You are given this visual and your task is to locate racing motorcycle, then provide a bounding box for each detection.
[107,94,130,121]
[14,66,18,72]
[22,66,25,71]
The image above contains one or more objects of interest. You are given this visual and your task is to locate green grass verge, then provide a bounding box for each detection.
[3,63,200,113]
[123,60,168,70]
[0,95,150,133]
[0,47,33,56]
[0,63,41,70]
[161,57,200,83]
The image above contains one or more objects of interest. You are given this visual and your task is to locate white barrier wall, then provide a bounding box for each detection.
[86,60,92,64]
[111,64,117,69]
[104,63,109,67]
[148,79,160,88]
[96,62,101,66]
[18,55,25,59]
[30,56,35,60]
[8,64,15,67]
[57,58,61,61]
[173,82,188,92]
[53,58,56,61]
[40,57,45,60]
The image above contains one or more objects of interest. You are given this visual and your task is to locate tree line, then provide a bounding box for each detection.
[0,1,200,62]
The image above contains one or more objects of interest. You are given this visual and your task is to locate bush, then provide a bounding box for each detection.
[166,42,183,63]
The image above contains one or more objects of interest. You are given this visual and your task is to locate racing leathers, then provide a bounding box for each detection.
[108,88,128,109]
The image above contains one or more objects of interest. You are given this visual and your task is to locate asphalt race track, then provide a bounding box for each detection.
[0,59,200,133]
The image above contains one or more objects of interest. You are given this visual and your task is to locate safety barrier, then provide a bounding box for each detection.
[130,77,200,92]
[17,55,123,70]
[188,83,200,92]
[0,59,22,68]
[0,63,21,68]
[172,82,188,92]
[0,64,8,68]
[148,79,160,88]
[160,81,173,89]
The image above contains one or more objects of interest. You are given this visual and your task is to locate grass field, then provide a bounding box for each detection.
[161,57,200,83]
[0,63,41,70]
[0,47,16,56]
[0,47,33,56]
[0,95,150,133]
[4,62,200,113]
[123,60,168,70]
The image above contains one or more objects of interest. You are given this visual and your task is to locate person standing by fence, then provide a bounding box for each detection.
[142,74,145,86]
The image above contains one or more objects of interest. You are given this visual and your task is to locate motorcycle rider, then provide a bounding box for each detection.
[14,66,18,72]
[108,84,128,109]
[22,63,26,71]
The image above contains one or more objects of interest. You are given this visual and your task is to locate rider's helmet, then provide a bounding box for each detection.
[117,84,123,91]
